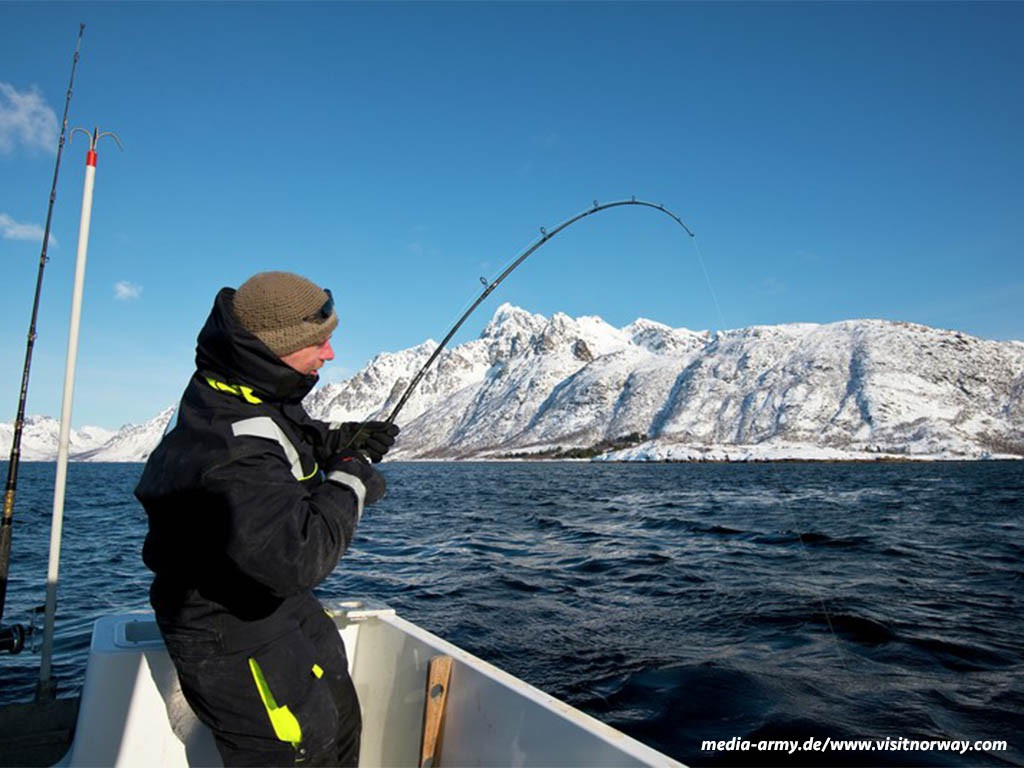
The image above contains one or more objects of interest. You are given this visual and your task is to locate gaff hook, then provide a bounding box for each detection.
[70,127,124,153]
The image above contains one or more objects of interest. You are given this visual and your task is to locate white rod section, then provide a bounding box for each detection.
[37,142,98,701]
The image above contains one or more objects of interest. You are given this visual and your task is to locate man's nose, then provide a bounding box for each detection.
[321,339,335,361]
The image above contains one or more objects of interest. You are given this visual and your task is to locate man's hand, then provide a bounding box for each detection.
[327,421,400,463]
[324,450,386,509]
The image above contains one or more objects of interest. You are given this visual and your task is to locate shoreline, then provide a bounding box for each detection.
[2,452,1022,466]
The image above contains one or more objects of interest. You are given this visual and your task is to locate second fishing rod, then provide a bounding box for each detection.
[1,23,86,654]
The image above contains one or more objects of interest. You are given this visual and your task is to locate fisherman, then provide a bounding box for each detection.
[135,271,399,766]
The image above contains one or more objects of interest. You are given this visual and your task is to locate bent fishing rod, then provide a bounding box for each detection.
[1,24,85,653]
[382,198,695,427]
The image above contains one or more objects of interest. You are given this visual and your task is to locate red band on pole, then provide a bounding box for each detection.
[86,150,97,167]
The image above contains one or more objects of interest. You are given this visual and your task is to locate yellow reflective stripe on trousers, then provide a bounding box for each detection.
[247,657,302,747]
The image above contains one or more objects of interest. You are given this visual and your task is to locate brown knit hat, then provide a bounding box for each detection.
[232,271,338,356]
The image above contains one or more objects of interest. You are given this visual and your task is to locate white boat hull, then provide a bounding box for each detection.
[62,600,683,767]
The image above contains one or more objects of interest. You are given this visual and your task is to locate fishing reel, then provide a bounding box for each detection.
[0,622,26,655]
[0,606,44,654]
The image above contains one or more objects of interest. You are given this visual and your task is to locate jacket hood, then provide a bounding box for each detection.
[195,288,319,402]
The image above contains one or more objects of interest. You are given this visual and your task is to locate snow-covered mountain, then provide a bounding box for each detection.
[3,304,1022,461]
[0,416,115,461]
[307,304,1024,461]
[0,409,173,463]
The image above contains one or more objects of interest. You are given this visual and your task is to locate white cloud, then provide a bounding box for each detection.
[0,83,58,154]
[114,281,142,301]
[0,212,56,246]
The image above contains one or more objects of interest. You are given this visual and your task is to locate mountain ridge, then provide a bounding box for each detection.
[2,304,1021,462]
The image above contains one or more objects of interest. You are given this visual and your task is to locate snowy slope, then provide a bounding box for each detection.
[647,320,1024,459]
[73,406,177,463]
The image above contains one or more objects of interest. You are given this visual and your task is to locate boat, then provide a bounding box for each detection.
[53,598,681,767]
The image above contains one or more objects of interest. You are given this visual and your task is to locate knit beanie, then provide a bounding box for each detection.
[232,271,338,356]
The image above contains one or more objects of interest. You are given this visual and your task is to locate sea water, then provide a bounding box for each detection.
[0,460,1021,766]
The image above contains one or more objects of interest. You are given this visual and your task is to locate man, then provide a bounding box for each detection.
[136,271,399,766]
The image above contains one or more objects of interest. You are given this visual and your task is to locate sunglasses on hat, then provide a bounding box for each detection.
[306,288,334,323]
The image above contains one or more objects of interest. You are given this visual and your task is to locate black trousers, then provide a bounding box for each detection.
[163,607,361,766]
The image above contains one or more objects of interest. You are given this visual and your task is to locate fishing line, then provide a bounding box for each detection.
[691,237,727,333]
[331,196,849,673]
[580,213,849,671]
[371,197,850,672]
[332,196,852,680]
[678,255,850,670]
[789,529,852,672]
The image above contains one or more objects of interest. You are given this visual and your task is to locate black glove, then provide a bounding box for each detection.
[327,421,400,463]
[324,450,386,511]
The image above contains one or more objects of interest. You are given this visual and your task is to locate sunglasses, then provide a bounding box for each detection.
[306,288,334,323]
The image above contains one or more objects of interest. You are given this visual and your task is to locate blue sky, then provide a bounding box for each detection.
[1,1,1022,429]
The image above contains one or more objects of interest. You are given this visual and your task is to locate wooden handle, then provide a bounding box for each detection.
[420,655,453,768]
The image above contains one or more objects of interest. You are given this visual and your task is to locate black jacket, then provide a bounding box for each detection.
[136,288,365,646]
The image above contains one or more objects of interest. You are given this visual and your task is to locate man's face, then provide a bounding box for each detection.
[280,336,335,376]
